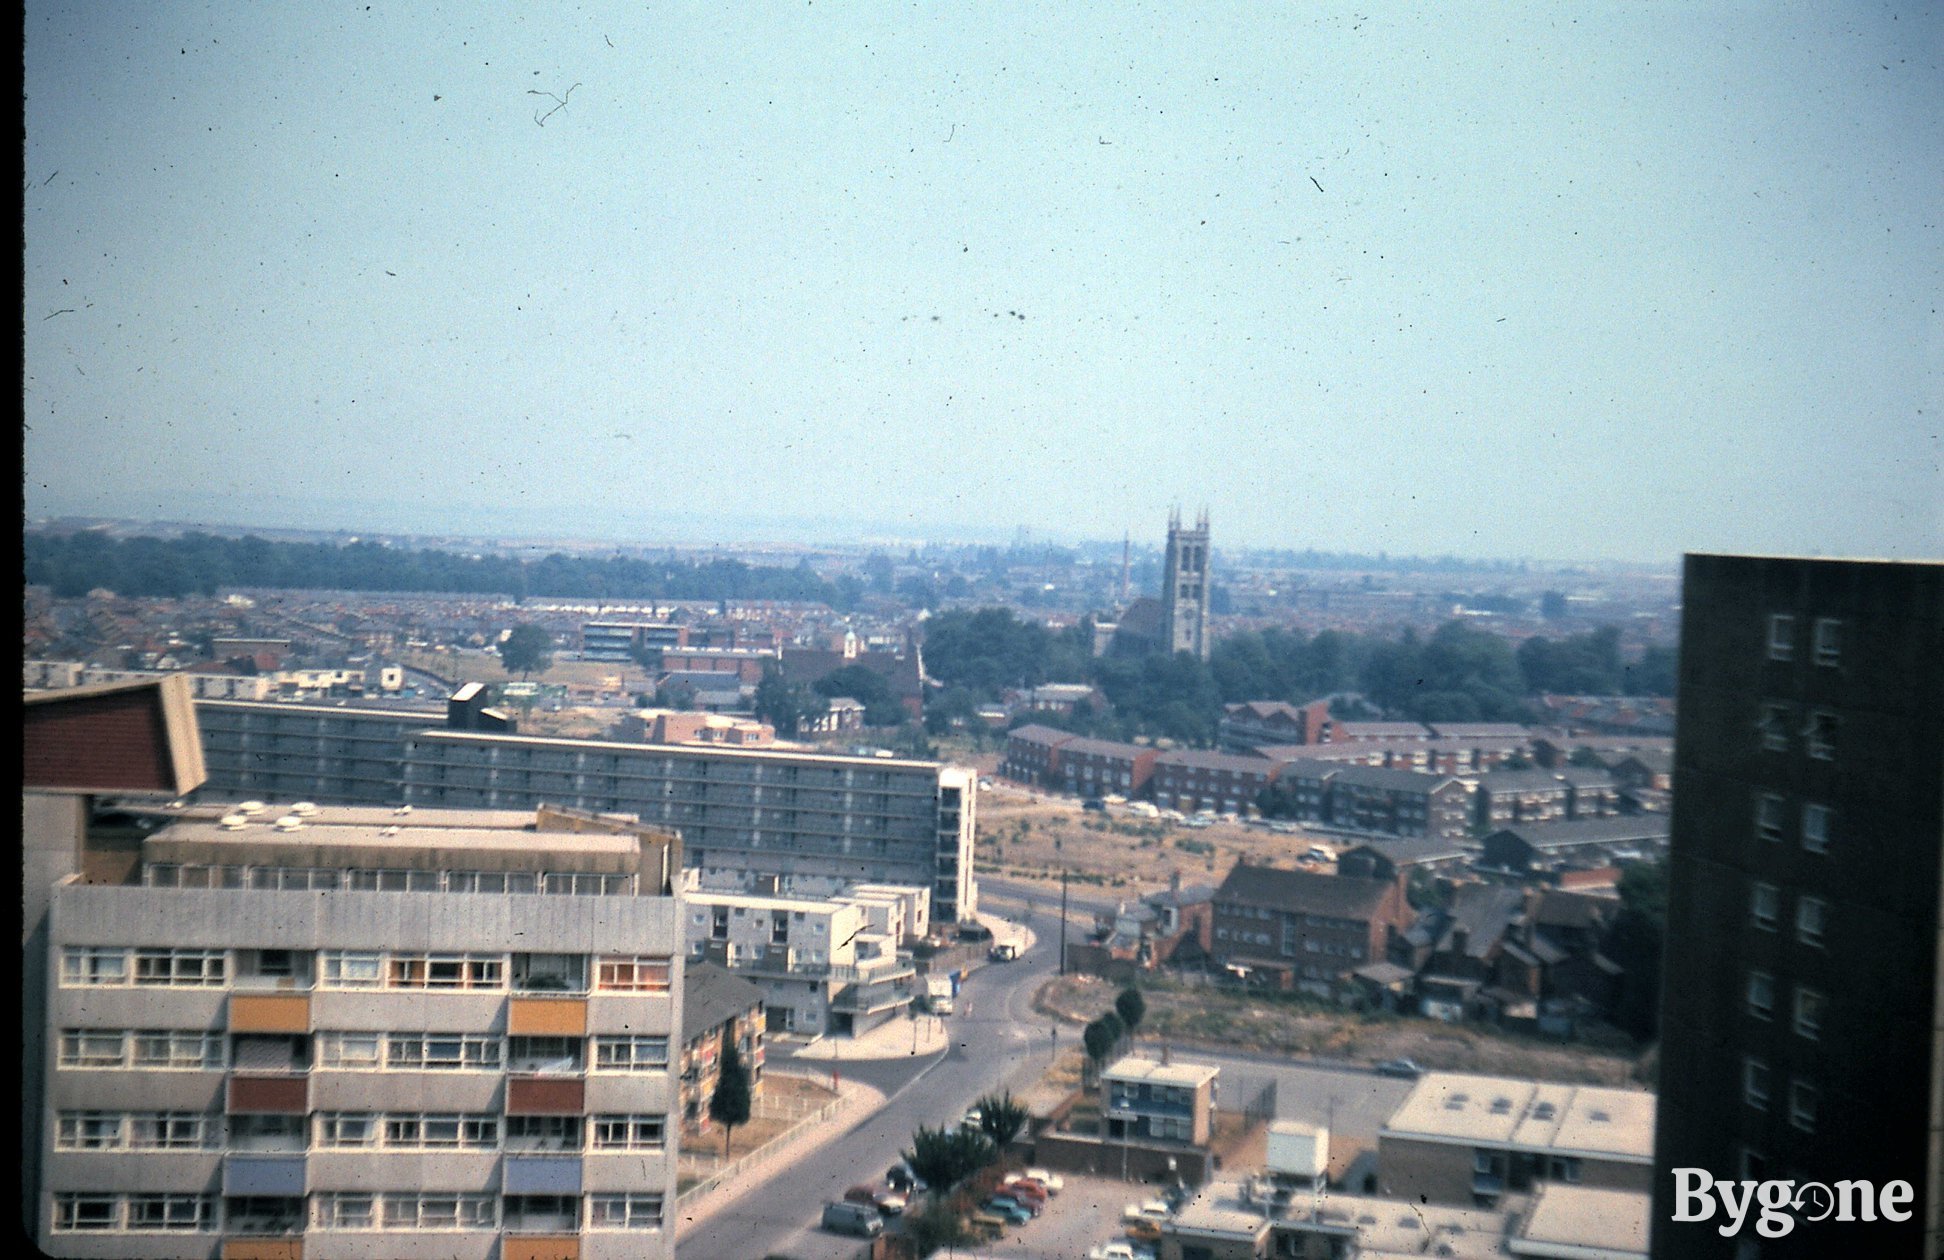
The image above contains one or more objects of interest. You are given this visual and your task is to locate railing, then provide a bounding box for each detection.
[674,1085,843,1211]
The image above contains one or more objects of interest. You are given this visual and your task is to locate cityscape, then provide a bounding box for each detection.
[21,6,1942,1260]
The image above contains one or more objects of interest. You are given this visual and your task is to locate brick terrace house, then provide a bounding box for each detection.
[1327,767,1475,841]
[1476,769,1574,828]
[1056,735,1158,800]
[1000,724,1074,787]
[1151,750,1283,814]
[1210,862,1410,996]
[1219,699,1332,750]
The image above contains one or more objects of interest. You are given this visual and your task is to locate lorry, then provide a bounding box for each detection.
[924,975,956,1015]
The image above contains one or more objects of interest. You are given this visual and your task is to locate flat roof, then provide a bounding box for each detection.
[150,816,640,858]
[131,801,545,830]
[1510,1185,1651,1259]
[1104,1056,1220,1088]
[1381,1072,1654,1163]
[406,726,944,771]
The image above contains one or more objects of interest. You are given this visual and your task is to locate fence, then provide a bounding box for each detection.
[674,1076,844,1211]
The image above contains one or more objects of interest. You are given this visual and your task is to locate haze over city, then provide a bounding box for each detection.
[23,3,1942,563]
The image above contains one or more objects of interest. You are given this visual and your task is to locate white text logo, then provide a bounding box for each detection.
[1671,1168,1914,1237]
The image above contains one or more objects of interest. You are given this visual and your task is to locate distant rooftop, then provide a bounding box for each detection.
[1103,1055,1220,1089]
[1381,1072,1655,1164]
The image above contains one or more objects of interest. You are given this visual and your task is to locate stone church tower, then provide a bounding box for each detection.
[1161,509,1210,660]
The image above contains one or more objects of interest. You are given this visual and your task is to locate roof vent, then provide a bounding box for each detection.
[1533,1102,1557,1120]
[394,804,413,815]
[218,814,247,830]
[273,816,304,831]
[291,801,319,816]
[380,826,400,836]
[237,801,266,815]
[1490,1098,1512,1114]
[1589,1109,1611,1123]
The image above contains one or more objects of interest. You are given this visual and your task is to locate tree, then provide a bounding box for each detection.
[708,1037,753,1161]
[975,1092,1030,1150]
[902,1124,994,1192]
[1114,986,1146,1037]
[753,666,815,735]
[1606,858,1669,1039]
[1083,1011,1125,1083]
[497,623,554,679]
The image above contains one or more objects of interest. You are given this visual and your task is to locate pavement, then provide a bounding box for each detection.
[673,1073,888,1240]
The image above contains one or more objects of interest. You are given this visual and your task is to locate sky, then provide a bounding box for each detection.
[21,3,1943,564]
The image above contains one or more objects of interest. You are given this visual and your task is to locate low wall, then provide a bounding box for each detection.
[1030,1132,1212,1185]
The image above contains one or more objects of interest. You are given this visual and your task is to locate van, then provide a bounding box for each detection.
[822,1201,884,1237]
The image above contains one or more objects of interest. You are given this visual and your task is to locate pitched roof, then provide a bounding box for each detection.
[1492,818,1671,850]
[1214,863,1395,919]
[681,961,765,1041]
[1006,724,1076,748]
[1478,769,1570,793]
[1330,765,1463,793]
[1156,749,1279,775]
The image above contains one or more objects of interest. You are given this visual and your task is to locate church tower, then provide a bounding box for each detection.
[1161,509,1210,660]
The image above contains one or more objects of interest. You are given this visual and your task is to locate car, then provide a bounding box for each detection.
[1083,797,1106,812]
[871,1187,909,1216]
[1375,1057,1424,1079]
[1090,1244,1146,1260]
[997,1180,1047,1209]
[992,1189,1043,1217]
[1023,1167,1065,1194]
[1003,1173,1053,1201]
[821,1201,884,1237]
[1123,1199,1172,1224]
[1125,1217,1164,1244]
[960,1107,984,1132]
[885,1161,927,1193]
[983,1197,1033,1226]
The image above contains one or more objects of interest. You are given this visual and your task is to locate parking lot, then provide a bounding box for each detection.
[977,1173,1172,1260]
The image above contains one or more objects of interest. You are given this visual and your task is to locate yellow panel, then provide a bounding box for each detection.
[222,1241,301,1260]
[509,997,587,1036]
[228,994,311,1034]
[503,1237,580,1260]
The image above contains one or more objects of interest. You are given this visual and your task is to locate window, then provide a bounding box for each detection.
[320,950,383,988]
[1759,704,1791,752]
[591,1114,666,1150]
[1745,972,1774,1020]
[1789,1081,1818,1133]
[1548,1156,1582,1184]
[507,1115,583,1151]
[1750,883,1781,932]
[1753,793,1786,842]
[1805,711,1838,761]
[1796,897,1827,948]
[57,1113,124,1150]
[133,1030,225,1070]
[1743,1058,1770,1110]
[1794,988,1825,1040]
[318,1032,382,1068]
[381,1114,499,1149]
[316,1113,378,1148]
[134,949,225,987]
[387,1034,500,1071]
[1766,614,1795,661]
[388,952,503,989]
[594,1036,670,1072]
[381,1193,496,1230]
[60,947,129,987]
[126,1195,213,1232]
[130,1113,213,1150]
[52,1195,118,1232]
[60,1030,127,1068]
[589,1193,665,1229]
[596,956,673,992]
[314,1194,376,1230]
[1801,804,1832,854]
[1812,618,1841,667]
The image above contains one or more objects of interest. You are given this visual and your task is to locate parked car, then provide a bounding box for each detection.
[1125,1217,1164,1244]
[885,1160,927,1193]
[844,1184,906,1217]
[1083,797,1107,812]
[1090,1243,1157,1260]
[821,1201,884,1237]
[983,1197,1033,1226]
[1123,1200,1172,1224]
[1375,1058,1424,1079]
[1003,1173,1053,1202]
[992,1189,1043,1217]
[1023,1167,1065,1194]
[997,1181,1046,1210]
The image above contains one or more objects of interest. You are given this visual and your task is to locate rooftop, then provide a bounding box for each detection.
[1509,1184,1651,1259]
[1381,1072,1655,1163]
[1103,1055,1220,1089]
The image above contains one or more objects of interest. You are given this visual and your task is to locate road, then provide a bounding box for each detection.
[675,884,1084,1259]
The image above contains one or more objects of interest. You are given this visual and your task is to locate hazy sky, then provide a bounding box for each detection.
[22,4,1942,562]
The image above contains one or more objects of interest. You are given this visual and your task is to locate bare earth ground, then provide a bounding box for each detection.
[1035,974,1646,1087]
[677,1072,840,1190]
[974,788,1327,895]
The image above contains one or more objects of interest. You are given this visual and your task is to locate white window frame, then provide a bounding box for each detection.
[593,1036,670,1072]
[1789,1081,1817,1133]
[130,1113,214,1150]
[132,1029,225,1070]
[320,950,383,988]
[319,1032,383,1069]
[1745,971,1774,1021]
[596,956,673,992]
[1753,793,1785,842]
[1793,988,1824,1041]
[381,1113,499,1150]
[56,1112,125,1150]
[60,1029,128,1069]
[386,1033,501,1071]
[1801,803,1832,854]
[125,1194,214,1232]
[1796,897,1827,948]
[52,1194,119,1232]
[591,1114,666,1151]
[60,947,130,987]
[1804,711,1838,761]
[588,1193,665,1230]
[134,948,226,987]
[1743,1058,1770,1110]
[314,1193,377,1230]
[1766,614,1795,661]
[316,1113,379,1148]
[1812,618,1840,667]
[1759,704,1791,752]
[1750,883,1780,932]
[380,1193,497,1230]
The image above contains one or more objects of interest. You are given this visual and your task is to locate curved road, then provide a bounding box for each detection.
[676,884,1085,1260]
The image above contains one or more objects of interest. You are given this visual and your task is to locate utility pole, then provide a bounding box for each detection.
[1059,868,1069,976]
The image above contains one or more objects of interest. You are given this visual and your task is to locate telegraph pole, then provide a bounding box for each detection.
[1059,868,1069,976]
